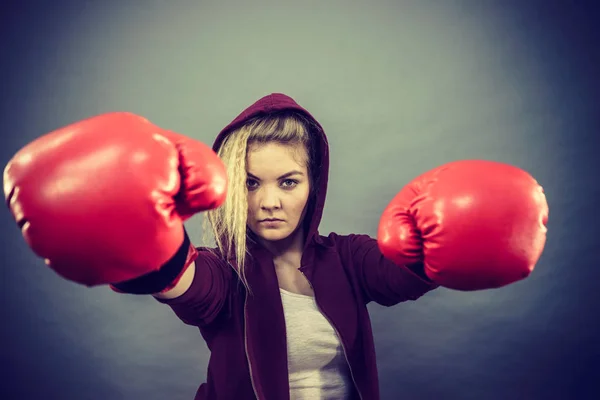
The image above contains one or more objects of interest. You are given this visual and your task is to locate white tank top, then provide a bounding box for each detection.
[279,288,353,400]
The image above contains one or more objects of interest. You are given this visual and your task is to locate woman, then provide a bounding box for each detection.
[4,93,548,399]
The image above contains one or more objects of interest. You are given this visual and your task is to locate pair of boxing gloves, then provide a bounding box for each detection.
[3,112,549,293]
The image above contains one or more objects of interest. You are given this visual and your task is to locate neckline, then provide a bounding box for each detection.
[279,287,315,299]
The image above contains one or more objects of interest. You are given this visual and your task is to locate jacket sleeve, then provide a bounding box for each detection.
[339,233,438,306]
[154,248,232,327]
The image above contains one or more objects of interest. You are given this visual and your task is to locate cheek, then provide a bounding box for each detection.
[246,194,258,216]
[291,190,310,216]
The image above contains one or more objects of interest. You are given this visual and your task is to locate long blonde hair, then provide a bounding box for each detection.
[203,111,317,290]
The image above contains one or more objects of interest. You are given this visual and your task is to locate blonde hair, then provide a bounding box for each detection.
[203,111,316,291]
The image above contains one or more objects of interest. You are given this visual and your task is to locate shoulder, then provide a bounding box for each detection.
[192,246,235,278]
[196,246,228,263]
[314,233,377,258]
[317,232,374,247]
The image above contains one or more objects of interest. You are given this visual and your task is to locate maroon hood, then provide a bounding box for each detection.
[212,93,330,247]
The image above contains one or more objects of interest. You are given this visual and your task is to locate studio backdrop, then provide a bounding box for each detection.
[1,1,598,399]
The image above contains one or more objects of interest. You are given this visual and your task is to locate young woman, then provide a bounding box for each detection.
[4,93,548,399]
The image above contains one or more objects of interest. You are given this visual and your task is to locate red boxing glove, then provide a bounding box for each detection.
[377,160,548,291]
[4,112,227,287]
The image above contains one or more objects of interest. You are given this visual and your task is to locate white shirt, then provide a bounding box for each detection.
[280,288,353,400]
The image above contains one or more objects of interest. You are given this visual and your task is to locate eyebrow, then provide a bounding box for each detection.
[247,170,305,180]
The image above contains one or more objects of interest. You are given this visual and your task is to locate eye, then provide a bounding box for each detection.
[246,179,259,191]
[281,179,298,189]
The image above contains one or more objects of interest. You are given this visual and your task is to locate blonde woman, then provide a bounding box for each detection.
[4,93,548,399]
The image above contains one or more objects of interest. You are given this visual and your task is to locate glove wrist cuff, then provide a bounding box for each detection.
[110,230,196,295]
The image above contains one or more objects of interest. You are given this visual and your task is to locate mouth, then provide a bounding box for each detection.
[259,218,284,223]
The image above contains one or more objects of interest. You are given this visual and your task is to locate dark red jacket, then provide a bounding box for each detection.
[157,93,438,399]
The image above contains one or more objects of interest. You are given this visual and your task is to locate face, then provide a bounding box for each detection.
[246,142,311,243]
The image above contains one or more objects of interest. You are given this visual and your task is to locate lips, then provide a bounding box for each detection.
[260,218,283,222]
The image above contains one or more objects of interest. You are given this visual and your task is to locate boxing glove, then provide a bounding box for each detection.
[4,112,227,288]
[377,160,548,291]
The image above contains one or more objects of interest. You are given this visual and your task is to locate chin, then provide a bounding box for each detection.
[257,229,291,242]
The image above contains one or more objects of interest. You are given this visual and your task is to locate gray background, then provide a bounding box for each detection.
[1,0,599,399]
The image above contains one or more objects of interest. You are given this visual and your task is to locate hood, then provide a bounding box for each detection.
[212,93,329,247]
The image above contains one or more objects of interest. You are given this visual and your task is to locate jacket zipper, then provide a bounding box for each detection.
[300,270,364,400]
[244,291,261,399]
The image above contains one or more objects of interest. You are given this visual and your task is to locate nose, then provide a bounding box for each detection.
[259,186,281,210]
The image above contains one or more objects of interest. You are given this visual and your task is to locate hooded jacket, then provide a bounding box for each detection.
[157,93,438,399]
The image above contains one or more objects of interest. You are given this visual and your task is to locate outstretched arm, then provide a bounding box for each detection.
[338,233,438,307]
